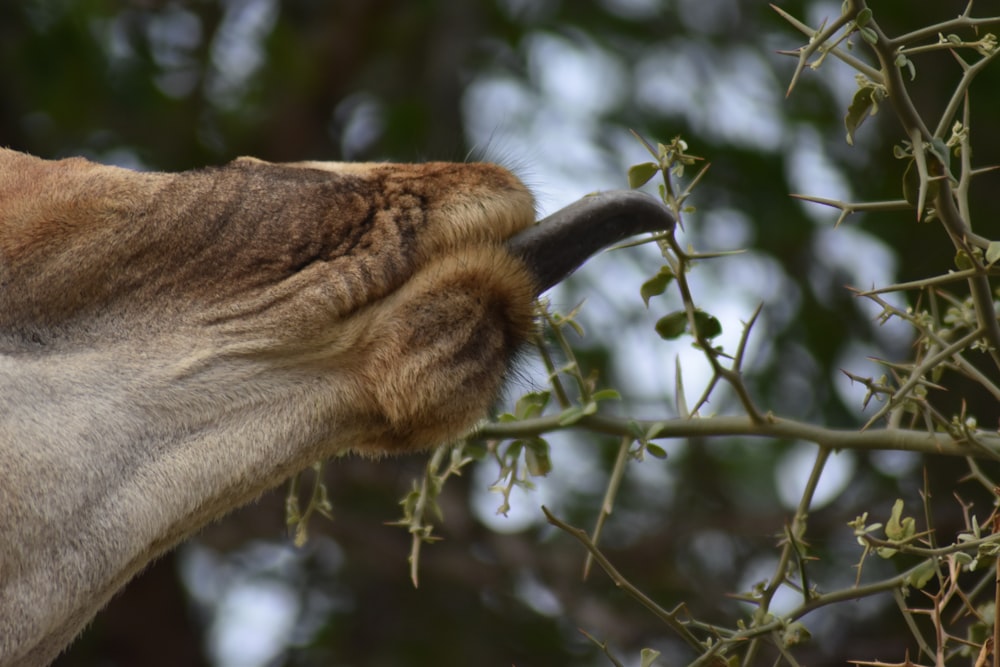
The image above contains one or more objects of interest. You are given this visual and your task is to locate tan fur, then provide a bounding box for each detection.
[0,149,538,665]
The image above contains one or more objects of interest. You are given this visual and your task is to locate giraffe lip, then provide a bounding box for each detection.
[506,190,676,294]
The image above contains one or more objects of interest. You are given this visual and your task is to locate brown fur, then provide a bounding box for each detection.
[0,149,538,665]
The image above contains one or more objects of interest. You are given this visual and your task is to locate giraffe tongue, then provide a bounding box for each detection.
[506,190,675,295]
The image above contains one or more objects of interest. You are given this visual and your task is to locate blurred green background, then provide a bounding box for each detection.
[4,1,1000,665]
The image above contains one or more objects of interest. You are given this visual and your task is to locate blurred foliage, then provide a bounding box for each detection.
[5,0,1000,665]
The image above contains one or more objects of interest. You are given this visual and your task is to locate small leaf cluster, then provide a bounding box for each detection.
[285,461,334,548]
[628,136,728,350]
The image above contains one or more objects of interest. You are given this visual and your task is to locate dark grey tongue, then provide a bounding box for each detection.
[505,190,675,294]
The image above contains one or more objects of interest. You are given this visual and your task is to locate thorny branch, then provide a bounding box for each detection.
[382,4,1000,665]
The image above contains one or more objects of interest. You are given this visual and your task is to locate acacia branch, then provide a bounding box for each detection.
[894,16,1000,47]
[542,506,704,650]
[855,1,1000,370]
[473,413,1000,458]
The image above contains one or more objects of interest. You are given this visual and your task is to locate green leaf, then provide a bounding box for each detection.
[983,243,998,266]
[845,86,875,146]
[640,266,675,307]
[876,545,898,559]
[782,621,812,647]
[655,311,688,340]
[902,157,938,211]
[524,439,552,476]
[855,7,872,26]
[859,26,878,44]
[955,250,975,270]
[645,421,667,440]
[628,162,660,189]
[639,648,661,667]
[885,498,916,541]
[895,53,916,81]
[591,388,621,402]
[906,560,937,589]
[928,137,952,176]
[514,391,550,420]
[557,406,584,426]
[878,498,917,558]
[645,443,668,459]
[692,310,723,339]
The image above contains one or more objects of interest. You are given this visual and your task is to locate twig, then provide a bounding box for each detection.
[893,15,1000,48]
[744,446,830,666]
[542,506,705,651]
[583,435,634,580]
[770,4,883,91]
[861,326,985,429]
[932,46,1000,140]
[856,268,982,295]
